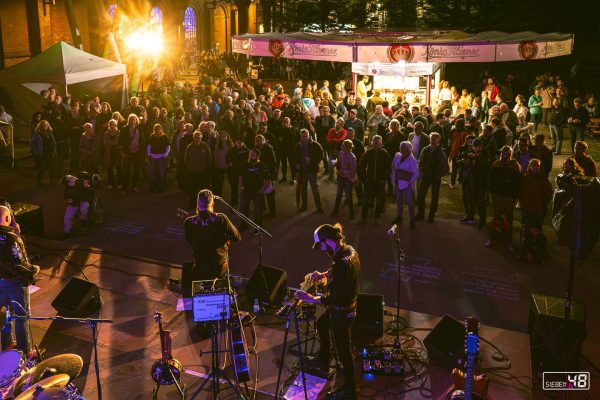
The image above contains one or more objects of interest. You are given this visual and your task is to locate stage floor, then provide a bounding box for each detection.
[23,242,535,400]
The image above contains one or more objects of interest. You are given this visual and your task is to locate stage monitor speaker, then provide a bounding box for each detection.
[424,314,465,369]
[12,202,44,236]
[245,264,287,306]
[352,293,384,338]
[51,277,103,317]
[528,293,586,371]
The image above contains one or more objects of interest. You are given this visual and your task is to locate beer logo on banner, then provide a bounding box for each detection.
[269,39,285,57]
[518,41,538,60]
[387,44,414,63]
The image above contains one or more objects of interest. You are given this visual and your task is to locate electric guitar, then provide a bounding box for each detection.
[151,310,183,386]
[447,317,489,400]
[229,309,251,383]
[275,273,324,317]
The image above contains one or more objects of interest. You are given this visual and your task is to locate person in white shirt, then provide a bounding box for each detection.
[356,76,372,103]
[391,141,419,229]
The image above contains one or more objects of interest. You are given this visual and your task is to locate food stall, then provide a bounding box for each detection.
[352,61,441,106]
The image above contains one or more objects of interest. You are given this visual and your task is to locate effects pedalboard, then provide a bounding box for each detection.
[360,346,404,376]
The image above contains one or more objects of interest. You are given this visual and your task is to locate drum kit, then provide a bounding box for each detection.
[0,350,86,400]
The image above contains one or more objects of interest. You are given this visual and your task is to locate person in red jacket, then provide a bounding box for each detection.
[326,117,347,180]
[484,78,500,103]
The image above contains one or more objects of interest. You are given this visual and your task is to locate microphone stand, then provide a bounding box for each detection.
[214,196,273,305]
[8,312,114,400]
[388,226,407,347]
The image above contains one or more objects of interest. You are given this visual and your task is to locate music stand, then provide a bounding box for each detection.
[190,280,248,400]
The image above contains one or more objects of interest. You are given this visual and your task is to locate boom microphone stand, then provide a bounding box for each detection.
[213,195,273,304]
[387,224,407,346]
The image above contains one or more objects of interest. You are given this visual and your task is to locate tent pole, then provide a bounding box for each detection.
[64,0,83,50]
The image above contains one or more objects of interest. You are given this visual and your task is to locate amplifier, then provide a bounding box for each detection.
[360,346,404,376]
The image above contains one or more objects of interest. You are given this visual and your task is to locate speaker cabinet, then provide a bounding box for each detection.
[424,314,465,369]
[352,293,384,338]
[245,264,287,306]
[528,293,586,371]
[12,202,44,236]
[51,277,103,317]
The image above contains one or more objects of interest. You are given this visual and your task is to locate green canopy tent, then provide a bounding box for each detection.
[0,41,128,139]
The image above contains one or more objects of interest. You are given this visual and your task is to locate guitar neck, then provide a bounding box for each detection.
[464,353,476,400]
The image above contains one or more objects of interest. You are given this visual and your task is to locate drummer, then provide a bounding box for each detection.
[0,205,39,355]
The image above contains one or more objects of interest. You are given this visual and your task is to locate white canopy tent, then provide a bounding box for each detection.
[0,42,128,137]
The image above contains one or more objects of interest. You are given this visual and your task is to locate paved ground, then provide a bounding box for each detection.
[1,135,599,399]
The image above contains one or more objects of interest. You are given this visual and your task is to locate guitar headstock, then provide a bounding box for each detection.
[465,316,480,357]
[176,208,190,219]
[154,309,163,324]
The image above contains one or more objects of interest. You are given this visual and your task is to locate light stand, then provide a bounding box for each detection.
[388,227,407,346]
[7,312,113,400]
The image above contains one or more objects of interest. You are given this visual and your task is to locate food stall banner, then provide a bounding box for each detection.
[248,39,353,61]
[233,31,574,63]
[352,62,439,76]
[495,37,574,61]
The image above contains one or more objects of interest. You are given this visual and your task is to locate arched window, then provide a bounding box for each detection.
[107,4,117,22]
[183,7,197,50]
[150,6,163,32]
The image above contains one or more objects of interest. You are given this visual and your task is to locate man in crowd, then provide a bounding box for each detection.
[344,109,365,144]
[366,105,389,143]
[416,133,449,223]
[294,128,324,214]
[255,134,277,217]
[239,148,271,232]
[358,135,390,226]
[184,130,213,209]
[574,141,597,177]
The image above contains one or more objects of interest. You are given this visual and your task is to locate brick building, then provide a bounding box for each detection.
[0,0,260,68]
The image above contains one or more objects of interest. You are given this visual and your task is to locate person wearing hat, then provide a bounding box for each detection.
[184,189,241,285]
[0,205,40,355]
[239,147,271,231]
[296,223,361,399]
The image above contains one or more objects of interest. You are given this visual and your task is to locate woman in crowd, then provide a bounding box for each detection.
[79,122,100,173]
[330,139,357,219]
[212,131,232,196]
[528,88,543,134]
[103,119,122,189]
[147,123,170,193]
[31,119,57,185]
[391,141,419,229]
[97,102,113,134]
[119,114,144,195]
[487,145,522,250]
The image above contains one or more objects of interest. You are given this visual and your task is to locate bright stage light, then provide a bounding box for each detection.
[125,28,164,58]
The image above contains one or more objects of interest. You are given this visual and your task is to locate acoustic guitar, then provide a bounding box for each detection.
[447,317,489,400]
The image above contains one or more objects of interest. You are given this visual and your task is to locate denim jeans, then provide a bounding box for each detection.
[361,180,385,219]
[569,125,584,153]
[395,184,415,220]
[149,157,167,192]
[240,190,264,226]
[333,176,354,215]
[299,172,322,210]
[549,124,563,154]
[0,279,31,354]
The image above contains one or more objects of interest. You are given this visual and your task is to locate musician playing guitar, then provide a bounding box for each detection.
[295,223,361,400]
[184,190,241,282]
[0,205,40,355]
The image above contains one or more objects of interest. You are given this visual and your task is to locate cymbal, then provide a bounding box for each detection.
[13,354,83,395]
[14,374,70,400]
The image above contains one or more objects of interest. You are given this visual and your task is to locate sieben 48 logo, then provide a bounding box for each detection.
[543,372,590,391]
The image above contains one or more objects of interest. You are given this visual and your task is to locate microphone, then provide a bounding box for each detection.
[212,195,224,202]
[388,224,398,238]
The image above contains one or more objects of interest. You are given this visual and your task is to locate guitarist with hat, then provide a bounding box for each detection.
[0,205,40,354]
[296,223,361,399]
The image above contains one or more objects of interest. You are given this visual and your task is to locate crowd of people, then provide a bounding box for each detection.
[3,67,598,261]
